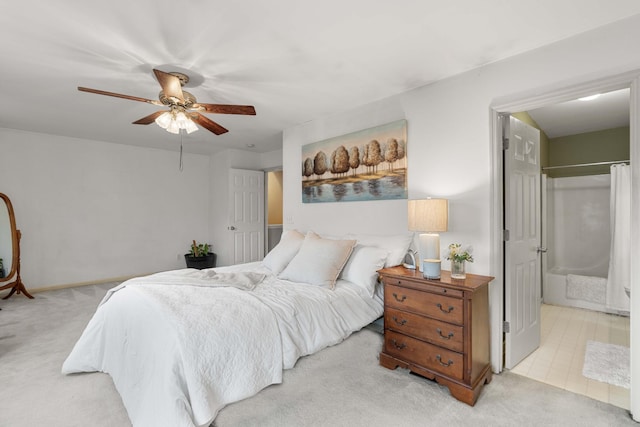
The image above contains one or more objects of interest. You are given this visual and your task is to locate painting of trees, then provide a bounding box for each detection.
[384,138,399,171]
[330,145,350,177]
[360,144,369,173]
[366,140,383,173]
[302,157,314,180]
[349,146,360,175]
[313,151,328,178]
[396,139,406,168]
[300,119,407,203]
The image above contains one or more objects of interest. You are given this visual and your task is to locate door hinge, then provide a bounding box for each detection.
[503,229,510,241]
[502,136,509,150]
[503,321,510,333]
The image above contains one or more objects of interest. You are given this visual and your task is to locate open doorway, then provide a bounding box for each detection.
[491,72,640,422]
[506,88,631,409]
[265,169,283,254]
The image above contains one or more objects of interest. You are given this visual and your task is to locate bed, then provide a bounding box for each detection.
[62,230,412,427]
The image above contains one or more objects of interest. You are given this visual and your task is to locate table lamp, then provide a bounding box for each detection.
[408,198,448,279]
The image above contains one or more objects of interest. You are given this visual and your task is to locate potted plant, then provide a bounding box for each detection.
[184,240,216,269]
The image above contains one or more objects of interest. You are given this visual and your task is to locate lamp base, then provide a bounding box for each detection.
[418,232,441,274]
[422,259,441,279]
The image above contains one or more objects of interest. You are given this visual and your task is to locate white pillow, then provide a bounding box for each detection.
[278,231,356,289]
[262,229,305,274]
[339,244,388,297]
[346,233,413,267]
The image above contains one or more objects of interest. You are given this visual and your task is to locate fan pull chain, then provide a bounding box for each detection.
[179,131,184,172]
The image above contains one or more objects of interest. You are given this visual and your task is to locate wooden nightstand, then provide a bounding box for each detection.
[378,266,493,406]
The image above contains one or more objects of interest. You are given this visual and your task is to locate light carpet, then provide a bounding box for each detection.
[0,283,636,427]
[583,340,631,389]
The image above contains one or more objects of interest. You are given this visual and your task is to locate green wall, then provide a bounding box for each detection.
[547,126,629,177]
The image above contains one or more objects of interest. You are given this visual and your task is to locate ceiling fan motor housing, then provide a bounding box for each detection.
[159,90,197,108]
[168,72,189,86]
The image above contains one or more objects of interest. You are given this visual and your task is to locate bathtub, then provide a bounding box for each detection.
[544,267,613,314]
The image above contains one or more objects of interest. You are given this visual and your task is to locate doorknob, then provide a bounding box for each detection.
[228,226,236,231]
[537,247,547,253]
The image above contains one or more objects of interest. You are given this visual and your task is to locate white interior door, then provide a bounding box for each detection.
[228,168,264,264]
[504,115,542,369]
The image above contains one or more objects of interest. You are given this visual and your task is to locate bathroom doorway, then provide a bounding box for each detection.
[508,88,631,409]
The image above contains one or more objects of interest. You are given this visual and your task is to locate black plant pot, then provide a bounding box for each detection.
[184,253,217,269]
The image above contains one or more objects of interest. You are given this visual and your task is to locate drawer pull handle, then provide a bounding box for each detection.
[393,293,407,302]
[392,316,407,326]
[391,339,406,350]
[436,303,454,313]
[436,355,454,367]
[436,328,454,340]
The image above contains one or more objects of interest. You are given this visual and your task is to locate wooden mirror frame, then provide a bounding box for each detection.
[0,192,33,299]
[0,192,18,283]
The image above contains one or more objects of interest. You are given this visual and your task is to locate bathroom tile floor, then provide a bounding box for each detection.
[510,304,630,410]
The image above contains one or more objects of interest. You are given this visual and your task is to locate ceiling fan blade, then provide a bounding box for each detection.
[78,87,160,105]
[192,103,256,115]
[132,111,166,125]
[190,113,229,135]
[153,69,184,104]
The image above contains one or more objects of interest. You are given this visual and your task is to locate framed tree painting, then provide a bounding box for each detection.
[301,119,408,203]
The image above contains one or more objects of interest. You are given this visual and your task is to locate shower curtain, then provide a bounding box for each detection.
[606,163,631,312]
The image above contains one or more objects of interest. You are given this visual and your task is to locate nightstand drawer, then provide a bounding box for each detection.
[384,330,464,380]
[384,307,464,352]
[385,284,463,324]
[383,277,463,298]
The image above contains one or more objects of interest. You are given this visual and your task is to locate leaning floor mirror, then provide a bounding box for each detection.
[0,192,33,301]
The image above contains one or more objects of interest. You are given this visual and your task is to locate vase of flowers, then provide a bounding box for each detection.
[446,243,474,279]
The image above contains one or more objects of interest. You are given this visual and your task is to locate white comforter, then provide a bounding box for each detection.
[62,262,383,427]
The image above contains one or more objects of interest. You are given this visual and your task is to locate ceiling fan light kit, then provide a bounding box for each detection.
[155,107,199,134]
[78,68,256,136]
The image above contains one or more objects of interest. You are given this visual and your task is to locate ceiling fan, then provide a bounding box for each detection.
[78,69,256,135]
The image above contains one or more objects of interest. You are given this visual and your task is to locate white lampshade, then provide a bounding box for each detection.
[407,198,449,279]
[408,198,448,232]
[166,118,180,134]
[155,111,173,129]
[184,116,199,134]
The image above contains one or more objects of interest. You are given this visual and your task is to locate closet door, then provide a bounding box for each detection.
[228,168,265,264]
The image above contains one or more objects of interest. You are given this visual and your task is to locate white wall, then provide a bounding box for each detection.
[282,14,640,418]
[0,128,211,289]
[0,130,283,287]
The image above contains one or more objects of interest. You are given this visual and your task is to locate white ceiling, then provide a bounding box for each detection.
[528,88,630,138]
[2,1,640,155]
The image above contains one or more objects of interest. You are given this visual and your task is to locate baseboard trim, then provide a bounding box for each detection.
[28,273,154,294]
